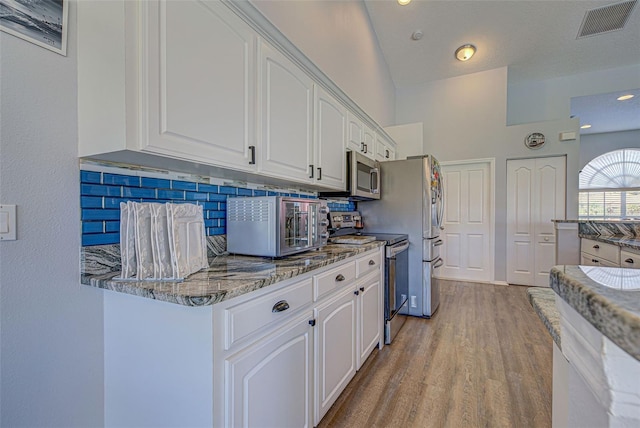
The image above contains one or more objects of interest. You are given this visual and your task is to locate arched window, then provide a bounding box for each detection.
[579,148,640,219]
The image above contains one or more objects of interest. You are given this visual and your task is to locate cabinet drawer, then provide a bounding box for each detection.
[356,251,381,278]
[580,252,619,267]
[621,249,640,269]
[581,238,619,265]
[314,261,356,301]
[224,278,313,350]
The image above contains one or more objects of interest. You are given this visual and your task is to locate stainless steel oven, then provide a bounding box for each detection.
[383,237,409,344]
[227,196,329,257]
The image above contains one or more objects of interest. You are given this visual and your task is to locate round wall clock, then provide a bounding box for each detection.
[524,132,545,150]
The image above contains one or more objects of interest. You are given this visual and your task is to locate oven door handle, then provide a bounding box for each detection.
[386,240,409,258]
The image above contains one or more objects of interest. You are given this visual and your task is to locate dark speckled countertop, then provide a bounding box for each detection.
[82,242,384,306]
[527,288,561,349]
[550,265,640,361]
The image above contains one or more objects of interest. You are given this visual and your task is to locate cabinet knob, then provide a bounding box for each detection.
[359,287,365,292]
[308,319,316,327]
[544,237,549,242]
[354,290,360,296]
[368,260,375,266]
[592,259,599,264]
[625,258,634,264]
[593,245,600,249]
[335,274,345,282]
[272,300,290,313]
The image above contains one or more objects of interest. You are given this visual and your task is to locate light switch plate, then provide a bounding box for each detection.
[0,205,17,241]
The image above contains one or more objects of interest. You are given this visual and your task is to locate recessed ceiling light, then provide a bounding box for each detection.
[617,94,634,101]
[398,0,411,5]
[455,44,476,61]
[581,124,592,129]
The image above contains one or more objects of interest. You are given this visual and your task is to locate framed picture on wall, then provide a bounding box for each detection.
[0,0,68,56]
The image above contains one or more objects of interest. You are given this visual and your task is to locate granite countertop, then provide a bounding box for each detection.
[83,242,384,307]
[550,265,640,361]
[578,234,640,251]
[527,288,561,349]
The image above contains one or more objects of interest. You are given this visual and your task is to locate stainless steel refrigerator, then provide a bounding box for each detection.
[359,155,444,318]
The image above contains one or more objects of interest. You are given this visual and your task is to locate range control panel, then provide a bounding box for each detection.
[329,211,362,229]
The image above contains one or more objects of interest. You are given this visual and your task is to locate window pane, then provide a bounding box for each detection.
[604,191,621,218]
[626,191,640,218]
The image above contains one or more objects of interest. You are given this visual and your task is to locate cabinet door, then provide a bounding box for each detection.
[375,135,396,162]
[142,0,256,170]
[621,249,640,269]
[315,86,347,190]
[362,125,376,160]
[347,111,364,154]
[357,272,381,369]
[259,41,314,182]
[314,288,357,424]
[225,312,313,428]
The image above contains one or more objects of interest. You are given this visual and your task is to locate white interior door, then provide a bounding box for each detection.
[507,156,566,286]
[438,160,494,283]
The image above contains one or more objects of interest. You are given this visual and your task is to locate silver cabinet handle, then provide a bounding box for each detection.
[335,274,345,282]
[368,260,375,265]
[625,258,634,264]
[272,300,290,313]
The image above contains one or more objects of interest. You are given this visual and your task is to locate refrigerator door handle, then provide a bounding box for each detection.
[433,239,443,247]
[433,258,444,269]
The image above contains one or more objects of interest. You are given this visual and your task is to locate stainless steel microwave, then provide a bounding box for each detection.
[319,151,381,200]
[226,196,329,257]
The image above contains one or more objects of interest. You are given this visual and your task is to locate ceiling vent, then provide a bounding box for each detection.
[577,0,637,38]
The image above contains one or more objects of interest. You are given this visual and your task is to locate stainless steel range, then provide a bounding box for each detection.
[328,211,409,344]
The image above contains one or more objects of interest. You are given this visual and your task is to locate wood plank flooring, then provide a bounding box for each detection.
[318,280,553,428]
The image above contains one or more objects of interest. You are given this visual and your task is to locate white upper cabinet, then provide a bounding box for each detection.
[258,41,314,183]
[347,112,375,160]
[375,132,396,162]
[78,0,387,191]
[142,0,257,171]
[314,86,347,190]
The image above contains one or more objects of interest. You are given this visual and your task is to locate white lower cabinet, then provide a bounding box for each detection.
[314,287,357,424]
[580,238,640,268]
[210,247,384,427]
[223,310,314,428]
[357,271,382,368]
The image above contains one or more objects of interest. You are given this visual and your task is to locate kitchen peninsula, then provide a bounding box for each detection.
[83,241,385,427]
[531,264,640,427]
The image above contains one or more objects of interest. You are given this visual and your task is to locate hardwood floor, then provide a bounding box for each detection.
[318,280,553,428]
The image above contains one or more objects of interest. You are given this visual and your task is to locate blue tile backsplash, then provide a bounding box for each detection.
[80,165,355,246]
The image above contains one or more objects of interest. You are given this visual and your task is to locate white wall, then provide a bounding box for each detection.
[507,64,640,126]
[396,67,580,282]
[250,0,396,127]
[0,3,104,426]
[579,129,640,170]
